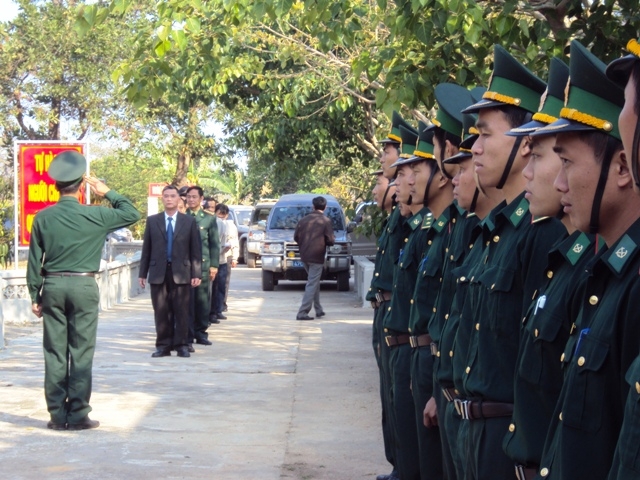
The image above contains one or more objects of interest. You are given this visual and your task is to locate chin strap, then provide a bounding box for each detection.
[381,184,393,210]
[589,136,620,234]
[496,113,532,190]
[423,160,439,208]
[469,188,480,214]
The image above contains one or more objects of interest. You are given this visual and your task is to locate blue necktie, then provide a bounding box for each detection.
[167,216,174,262]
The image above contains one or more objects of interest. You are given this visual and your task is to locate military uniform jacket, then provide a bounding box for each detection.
[27,191,140,303]
[369,206,406,296]
[537,218,640,480]
[504,230,601,467]
[459,193,566,403]
[609,352,640,479]
[383,207,432,333]
[408,208,450,336]
[435,210,481,389]
[188,208,220,274]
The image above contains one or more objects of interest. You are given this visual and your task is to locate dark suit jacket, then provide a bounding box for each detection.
[139,212,202,284]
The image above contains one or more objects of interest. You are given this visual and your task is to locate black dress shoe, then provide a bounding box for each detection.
[217,313,227,320]
[195,338,212,346]
[209,316,220,325]
[187,344,196,353]
[47,420,67,430]
[176,346,191,358]
[316,311,326,318]
[296,314,314,320]
[67,417,100,431]
[151,348,171,357]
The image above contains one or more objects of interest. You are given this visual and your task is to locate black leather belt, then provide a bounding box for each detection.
[515,465,537,480]
[385,334,411,347]
[454,399,514,420]
[409,334,433,348]
[46,272,95,277]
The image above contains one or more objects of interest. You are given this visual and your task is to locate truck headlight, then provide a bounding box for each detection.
[329,244,345,254]
[266,243,283,254]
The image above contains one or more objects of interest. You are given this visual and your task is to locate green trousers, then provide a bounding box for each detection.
[193,277,211,340]
[41,276,99,424]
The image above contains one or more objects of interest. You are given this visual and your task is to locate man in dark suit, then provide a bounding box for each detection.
[139,185,202,358]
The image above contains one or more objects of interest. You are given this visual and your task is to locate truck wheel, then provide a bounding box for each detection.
[239,241,246,264]
[336,271,350,291]
[262,270,275,291]
[247,252,257,268]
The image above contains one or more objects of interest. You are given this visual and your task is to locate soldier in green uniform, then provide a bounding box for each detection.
[606,37,640,480]
[369,111,414,480]
[532,40,640,480]
[26,151,140,430]
[500,56,603,479]
[402,119,450,480]
[415,84,474,480]
[185,186,220,347]
[437,110,504,479]
[456,45,566,479]
[382,122,429,480]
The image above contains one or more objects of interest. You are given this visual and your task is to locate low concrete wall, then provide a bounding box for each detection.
[353,256,375,308]
[0,254,143,347]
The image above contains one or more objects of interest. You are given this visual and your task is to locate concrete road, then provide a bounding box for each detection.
[0,266,389,480]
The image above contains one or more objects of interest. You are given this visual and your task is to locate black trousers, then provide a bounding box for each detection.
[150,264,191,349]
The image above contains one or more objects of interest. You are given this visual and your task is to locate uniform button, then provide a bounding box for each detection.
[577,356,586,367]
[485,241,490,246]
[559,412,563,421]
[408,327,412,333]
[203,258,206,261]
[589,295,598,305]
[460,276,466,282]
[560,353,565,362]
[388,307,391,312]
[532,289,538,300]
[446,248,449,253]
[469,244,473,249]
[540,467,549,477]
[444,314,449,320]
[382,250,385,254]
[384,328,389,333]
[410,299,414,304]
[449,350,454,357]
[428,240,433,245]
[465,366,471,374]
[436,351,441,357]
[493,235,500,242]
[547,270,553,279]
[570,323,576,334]
[452,218,456,224]
[454,389,459,395]
[400,263,403,267]
[375,273,380,277]
[491,283,495,289]
[475,323,480,330]
[508,423,515,432]
[433,307,437,313]
[368,288,371,291]
[535,328,539,337]
[636,382,640,394]
[404,238,408,243]
[377,247,380,251]
[439,277,443,282]
[450,255,454,260]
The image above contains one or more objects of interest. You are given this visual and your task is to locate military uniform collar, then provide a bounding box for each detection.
[453,200,466,216]
[432,209,451,233]
[556,231,597,266]
[58,196,80,204]
[496,191,530,228]
[599,217,640,276]
[408,208,427,231]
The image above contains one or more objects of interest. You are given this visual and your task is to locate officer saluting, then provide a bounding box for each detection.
[26,151,140,430]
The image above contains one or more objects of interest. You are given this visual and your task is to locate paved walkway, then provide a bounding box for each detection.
[0,267,388,480]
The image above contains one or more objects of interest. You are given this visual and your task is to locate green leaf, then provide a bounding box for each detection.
[186,17,201,33]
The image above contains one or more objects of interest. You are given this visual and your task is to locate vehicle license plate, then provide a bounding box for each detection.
[291,260,304,268]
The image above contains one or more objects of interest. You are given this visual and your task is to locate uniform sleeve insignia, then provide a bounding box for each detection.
[565,232,591,266]
[509,198,530,227]
[606,233,637,273]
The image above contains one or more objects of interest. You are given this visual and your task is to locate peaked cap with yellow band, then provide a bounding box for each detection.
[381,111,414,145]
[508,57,569,137]
[462,45,546,114]
[444,87,486,165]
[390,123,422,167]
[606,38,640,87]
[533,40,624,140]
[425,83,474,138]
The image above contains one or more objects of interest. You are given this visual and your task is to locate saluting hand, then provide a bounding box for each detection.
[84,175,111,198]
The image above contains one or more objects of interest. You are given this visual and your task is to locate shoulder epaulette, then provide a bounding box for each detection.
[410,213,423,231]
[565,232,592,266]
[509,197,529,227]
[606,234,637,274]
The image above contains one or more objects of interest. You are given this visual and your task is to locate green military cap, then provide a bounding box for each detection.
[425,83,474,138]
[508,57,569,137]
[389,123,421,167]
[443,87,486,165]
[411,121,436,162]
[381,111,413,144]
[533,40,624,140]
[462,45,546,114]
[48,150,87,186]
[606,38,640,87]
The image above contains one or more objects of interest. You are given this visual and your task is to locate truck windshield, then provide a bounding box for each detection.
[269,206,345,231]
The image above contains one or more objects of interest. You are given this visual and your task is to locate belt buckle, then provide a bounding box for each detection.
[385,336,393,348]
[409,336,418,348]
[442,388,453,402]
[375,292,383,303]
[454,399,470,419]
[430,343,438,355]
[515,465,526,480]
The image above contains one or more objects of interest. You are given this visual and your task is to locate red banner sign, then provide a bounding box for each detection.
[19,143,86,246]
